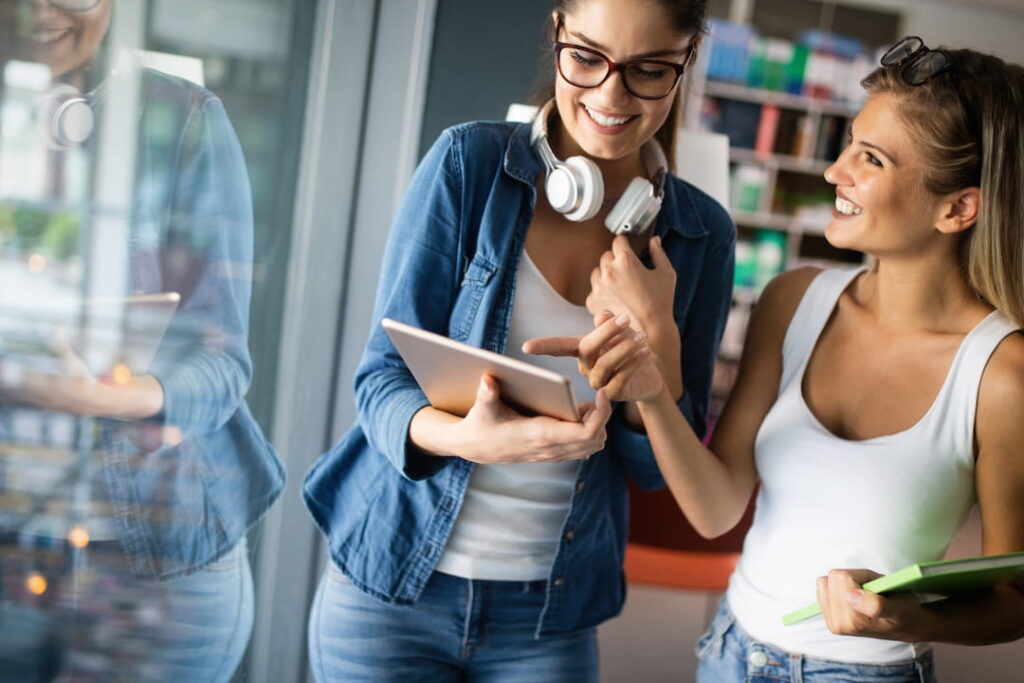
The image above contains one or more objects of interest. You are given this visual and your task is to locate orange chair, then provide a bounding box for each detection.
[625,482,755,592]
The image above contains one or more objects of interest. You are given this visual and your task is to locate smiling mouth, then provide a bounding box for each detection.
[835,196,863,216]
[30,28,74,46]
[583,104,638,128]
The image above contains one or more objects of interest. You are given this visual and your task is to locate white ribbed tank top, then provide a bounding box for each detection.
[726,267,1018,664]
[435,251,596,581]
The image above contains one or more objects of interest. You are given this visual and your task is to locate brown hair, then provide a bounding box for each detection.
[529,0,708,168]
[861,48,1024,327]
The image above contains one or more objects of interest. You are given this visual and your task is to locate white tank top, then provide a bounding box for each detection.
[435,251,596,581]
[726,267,1018,664]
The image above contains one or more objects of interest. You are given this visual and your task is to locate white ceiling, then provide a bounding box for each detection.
[925,0,1024,15]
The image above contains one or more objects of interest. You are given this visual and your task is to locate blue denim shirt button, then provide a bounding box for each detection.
[575,480,585,493]
[564,530,574,541]
[748,650,768,667]
[553,577,565,587]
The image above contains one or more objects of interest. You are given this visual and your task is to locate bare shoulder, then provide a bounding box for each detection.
[750,266,823,338]
[974,330,1024,552]
[978,330,1024,436]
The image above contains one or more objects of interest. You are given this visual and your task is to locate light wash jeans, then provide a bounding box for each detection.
[696,598,936,683]
[1,537,253,682]
[308,563,598,682]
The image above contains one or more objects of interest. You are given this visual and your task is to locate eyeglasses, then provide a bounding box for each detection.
[553,22,694,100]
[42,0,100,11]
[881,36,955,86]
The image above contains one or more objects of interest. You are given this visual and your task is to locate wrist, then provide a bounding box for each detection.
[636,385,677,411]
[94,375,164,419]
[408,406,462,458]
[634,309,676,339]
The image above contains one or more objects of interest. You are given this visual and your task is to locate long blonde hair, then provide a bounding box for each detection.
[862,48,1024,328]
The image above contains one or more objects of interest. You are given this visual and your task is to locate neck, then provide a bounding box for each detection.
[549,121,647,198]
[859,256,984,333]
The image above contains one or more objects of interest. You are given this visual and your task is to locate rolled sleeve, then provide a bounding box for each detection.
[146,93,255,439]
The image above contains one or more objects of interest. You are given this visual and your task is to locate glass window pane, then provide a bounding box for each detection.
[0,0,313,679]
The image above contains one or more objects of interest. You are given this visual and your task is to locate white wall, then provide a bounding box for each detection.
[844,0,1024,63]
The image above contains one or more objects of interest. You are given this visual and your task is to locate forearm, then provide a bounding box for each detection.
[618,312,681,431]
[637,387,754,538]
[102,375,165,420]
[407,406,462,458]
[914,586,1024,645]
[634,312,682,401]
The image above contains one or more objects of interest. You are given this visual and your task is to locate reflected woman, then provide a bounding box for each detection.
[0,0,283,680]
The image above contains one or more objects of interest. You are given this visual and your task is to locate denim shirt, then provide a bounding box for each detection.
[97,69,285,579]
[303,121,734,634]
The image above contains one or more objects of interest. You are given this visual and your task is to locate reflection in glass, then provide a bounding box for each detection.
[0,1,285,680]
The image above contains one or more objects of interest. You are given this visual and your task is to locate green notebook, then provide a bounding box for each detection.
[782,551,1024,626]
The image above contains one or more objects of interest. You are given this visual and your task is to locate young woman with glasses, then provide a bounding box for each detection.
[302,0,736,680]
[528,37,1024,682]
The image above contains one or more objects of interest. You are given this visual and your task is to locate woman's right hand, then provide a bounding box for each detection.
[523,313,666,404]
[446,375,612,464]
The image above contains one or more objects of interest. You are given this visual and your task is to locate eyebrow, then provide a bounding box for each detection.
[567,30,689,60]
[848,127,900,167]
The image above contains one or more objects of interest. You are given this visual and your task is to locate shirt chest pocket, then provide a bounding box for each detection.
[449,254,497,341]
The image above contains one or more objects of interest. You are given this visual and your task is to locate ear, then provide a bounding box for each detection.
[935,187,981,235]
[687,36,704,66]
[550,11,562,41]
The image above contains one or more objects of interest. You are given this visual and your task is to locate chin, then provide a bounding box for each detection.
[823,222,859,252]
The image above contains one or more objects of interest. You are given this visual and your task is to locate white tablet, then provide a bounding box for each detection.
[0,292,181,377]
[381,317,581,422]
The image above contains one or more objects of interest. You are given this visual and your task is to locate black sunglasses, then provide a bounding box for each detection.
[881,36,981,152]
[881,36,955,86]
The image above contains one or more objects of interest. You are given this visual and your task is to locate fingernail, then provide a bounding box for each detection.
[633,331,646,343]
[614,314,629,327]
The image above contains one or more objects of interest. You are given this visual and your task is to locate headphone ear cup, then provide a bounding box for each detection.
[605,176,661,235]
[562,155,603,222]
[545,164,580,214]
[37,83,95,150]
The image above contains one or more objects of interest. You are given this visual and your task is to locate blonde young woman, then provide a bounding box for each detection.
[527,38,1024,682]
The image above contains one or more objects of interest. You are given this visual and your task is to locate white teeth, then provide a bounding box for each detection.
[585,105,632,127]
[835,197,862,216]
[31,29,72,45]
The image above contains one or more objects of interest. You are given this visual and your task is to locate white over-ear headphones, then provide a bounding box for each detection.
[36,83,96,150]
[530,99,668,235]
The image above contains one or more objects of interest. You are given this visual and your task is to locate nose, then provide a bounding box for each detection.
[824,147,852,186]
[595,68,632,106]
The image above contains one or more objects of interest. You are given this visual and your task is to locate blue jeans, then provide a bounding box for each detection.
[696,598,936,683]
[1,537,253,682]
[308,563,598,682]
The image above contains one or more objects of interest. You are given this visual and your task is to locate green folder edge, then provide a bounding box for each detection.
[781,551,1024,626]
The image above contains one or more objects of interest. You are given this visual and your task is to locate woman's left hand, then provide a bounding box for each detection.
[586,234,676,330]
[816,569,926,641]
[587,234,682,401]
[0,335,163,419]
